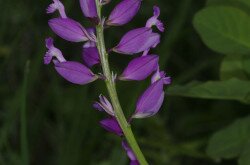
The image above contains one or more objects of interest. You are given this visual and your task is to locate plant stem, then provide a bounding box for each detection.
[94,1,148,164]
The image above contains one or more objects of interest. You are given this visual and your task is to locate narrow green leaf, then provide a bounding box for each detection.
[206,116,250,161]
[167,78,250,104]
[193,6,250,55]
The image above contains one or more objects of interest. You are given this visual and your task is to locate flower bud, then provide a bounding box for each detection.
[122,140,139,165]
[100,118,123,136]
[93,95,114,116]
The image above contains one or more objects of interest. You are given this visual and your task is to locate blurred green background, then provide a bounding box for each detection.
[1,0,250,164]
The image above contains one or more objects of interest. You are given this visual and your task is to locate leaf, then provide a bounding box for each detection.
[220,55,248,80]
[193,6,250,55]
[239,142,250,165]
[207,0,250,12]
[206,116,250,161]
[242,55,250,76]
[167,78,250,104]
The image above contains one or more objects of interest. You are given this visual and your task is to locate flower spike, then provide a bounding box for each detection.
[47,0,67,18]
[146,6,165,32]
[106,0,142,26]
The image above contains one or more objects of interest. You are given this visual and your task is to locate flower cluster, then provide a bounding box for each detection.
[44,0,171,164]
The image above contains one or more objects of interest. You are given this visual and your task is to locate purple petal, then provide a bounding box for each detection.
[120,55,159,81]
[79,0,98,20]
[146,6,165,32]
[82,46,100,67]
[49,18,95,42]
[93,102,103,111]
[133,80,165,118]
[130,161,140,165]
[45,37,54,49]
[47,0,67,18]
[106,0,141,26]
[54,61,97,85]
[151,68,171,85]
[122,140,139,164]
[113,27,160,55]
[94,95,114,116]
[44,37,66,64]
[100,118,123,136]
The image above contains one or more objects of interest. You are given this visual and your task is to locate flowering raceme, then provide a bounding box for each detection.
[44,0,171,164]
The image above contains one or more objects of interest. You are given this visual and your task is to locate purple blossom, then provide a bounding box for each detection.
[151,67,171,84]
[44,37,66,64]
[119,55,159,81]
[48,18,96,42]
[54,61,98,85]
[47,0,67,18]
[113,27,160,55]
[146,6,165,32]
[122,140,139,165]
[82,41,100,67]
[79,0,98,23]
[133,70,171,118]
[106,0,142,26]
[93,95,114,116]
[44,38,97,85]
[44,1,171,163]
[100,118,123,136]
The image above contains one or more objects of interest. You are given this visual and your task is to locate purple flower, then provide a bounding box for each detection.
[106,0,142,26]
[47,0,67,18]
[133,70,171,118]
[44,37,66,64]
[93,95,114,116]
[151,67,171,84]
[146,6,165,32]
[79,0,98,23]
[113,27,160,55]
[48,18,96,42]
[54,61,98,85]
[82,41,100,67]
[44,37,97,85]
[119,55,159,81]
[122,140,139,165]
[100,118,123,136]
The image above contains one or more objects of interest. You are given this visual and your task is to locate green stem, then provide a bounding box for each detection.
[94,1,148,165]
